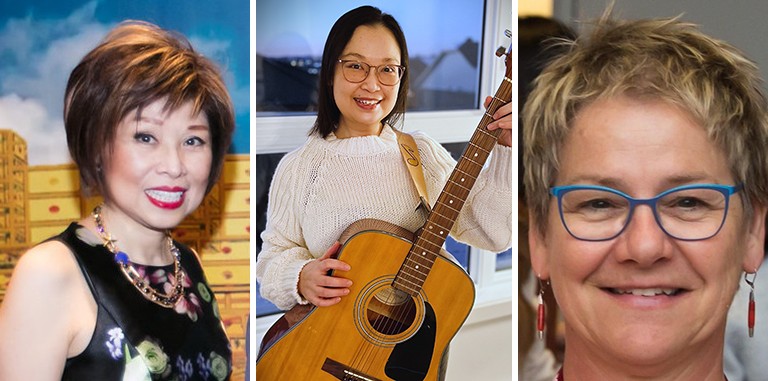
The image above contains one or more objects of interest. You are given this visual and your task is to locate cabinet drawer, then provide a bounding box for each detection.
[222,189,250,214]
[29,197,81,222]
[31,225,67,243]
[203,262,249,286]
[221,158,250,185]
[221,217,250,239]
[200,240,250,261]
[29,168,79,193]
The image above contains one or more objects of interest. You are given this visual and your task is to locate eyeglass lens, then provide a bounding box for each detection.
[340,61,402,85]
[559,187,729,241]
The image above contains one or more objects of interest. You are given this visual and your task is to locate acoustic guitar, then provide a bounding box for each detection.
[256,34,512,381]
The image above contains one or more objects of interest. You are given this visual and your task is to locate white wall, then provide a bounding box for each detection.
[446,299,513,381]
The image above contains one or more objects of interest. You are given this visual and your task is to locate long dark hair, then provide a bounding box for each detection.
[310,5,409,138]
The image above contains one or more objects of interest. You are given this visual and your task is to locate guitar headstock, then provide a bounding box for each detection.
[494,29,512,80]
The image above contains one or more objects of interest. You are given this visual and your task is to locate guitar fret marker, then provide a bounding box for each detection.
[468,141,491,154]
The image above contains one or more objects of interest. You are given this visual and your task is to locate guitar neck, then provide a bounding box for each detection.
[394,74,512,295]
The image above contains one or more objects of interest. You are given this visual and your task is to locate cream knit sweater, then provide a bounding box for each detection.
[256,125,513,310]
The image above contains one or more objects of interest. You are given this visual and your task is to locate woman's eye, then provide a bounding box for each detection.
[674,197,702,209]
[134,133,155,143]
[583,199,614,209]
[185,136,207,146]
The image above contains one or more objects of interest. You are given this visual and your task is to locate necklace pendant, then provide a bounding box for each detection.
[115,251,129,265]
[92,204,185,309]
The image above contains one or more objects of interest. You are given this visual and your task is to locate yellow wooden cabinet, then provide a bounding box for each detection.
[1,134,251,378]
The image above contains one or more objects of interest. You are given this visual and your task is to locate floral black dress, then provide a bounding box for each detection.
[57,223,232,380]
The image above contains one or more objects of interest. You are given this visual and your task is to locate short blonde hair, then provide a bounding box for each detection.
[523,15,768,232]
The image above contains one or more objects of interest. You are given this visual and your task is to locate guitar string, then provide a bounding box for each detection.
[360,261,420,377]
[357,283,402,378]
[351,85,510,377]
[344,76,510,379]
[350,97,507,377]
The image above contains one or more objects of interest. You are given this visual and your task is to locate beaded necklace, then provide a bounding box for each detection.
[92,205,184,308]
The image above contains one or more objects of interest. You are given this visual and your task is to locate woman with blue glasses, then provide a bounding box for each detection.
[523,13,768,381]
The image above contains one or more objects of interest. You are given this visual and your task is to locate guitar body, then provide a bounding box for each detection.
[256,220,475,380]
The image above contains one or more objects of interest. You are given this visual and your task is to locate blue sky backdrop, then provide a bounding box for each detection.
[0,0,250,164]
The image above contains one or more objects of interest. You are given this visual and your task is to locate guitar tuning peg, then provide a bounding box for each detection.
[495,46,506,57]
[504,29,511,38]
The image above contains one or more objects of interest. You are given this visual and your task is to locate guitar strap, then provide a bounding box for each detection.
[394,129,432,214]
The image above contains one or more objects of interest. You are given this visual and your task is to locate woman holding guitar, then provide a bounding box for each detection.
[255,5,512,380]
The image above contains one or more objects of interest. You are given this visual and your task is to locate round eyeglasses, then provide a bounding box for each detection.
[550,183,742,241]
[337,59,405,86]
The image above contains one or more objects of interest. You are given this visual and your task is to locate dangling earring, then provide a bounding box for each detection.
[745,271,757,338]
[537,277,548,340]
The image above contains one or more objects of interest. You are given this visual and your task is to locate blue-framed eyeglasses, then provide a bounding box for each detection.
[549,183,743,241]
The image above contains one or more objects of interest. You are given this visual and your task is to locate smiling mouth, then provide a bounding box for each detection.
[146,189,184,203]
[608,288,683,297]
[355,98,381,106]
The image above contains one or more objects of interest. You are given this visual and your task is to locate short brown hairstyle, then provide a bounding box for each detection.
[523,15,768,233]
[64,20,234,197]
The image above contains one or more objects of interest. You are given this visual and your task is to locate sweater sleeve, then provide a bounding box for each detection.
[415,132,514,253]
[255,150,313,310]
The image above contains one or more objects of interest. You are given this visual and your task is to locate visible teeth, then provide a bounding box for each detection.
[356,99,379,105]
[146,190,183,202]
[612,288,677,296]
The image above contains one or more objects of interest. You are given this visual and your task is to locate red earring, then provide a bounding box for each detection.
[537,278,548,340]
[745,271,757,338]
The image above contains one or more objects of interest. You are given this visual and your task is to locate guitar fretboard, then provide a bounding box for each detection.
[394,75,512,295]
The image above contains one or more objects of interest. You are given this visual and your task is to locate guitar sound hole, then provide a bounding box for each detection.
[366,287,416,336]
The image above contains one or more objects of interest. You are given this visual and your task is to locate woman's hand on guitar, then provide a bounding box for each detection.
[298,241,353,307]
[485,96,512,147]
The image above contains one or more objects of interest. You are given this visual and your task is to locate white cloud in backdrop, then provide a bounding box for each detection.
[0,2,107,165]
[0,1,238,164]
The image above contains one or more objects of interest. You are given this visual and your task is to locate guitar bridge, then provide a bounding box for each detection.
[322,358,382,381]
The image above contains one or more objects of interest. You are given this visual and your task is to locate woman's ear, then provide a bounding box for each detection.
[528,211,551,280]
[742,202,767,273]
